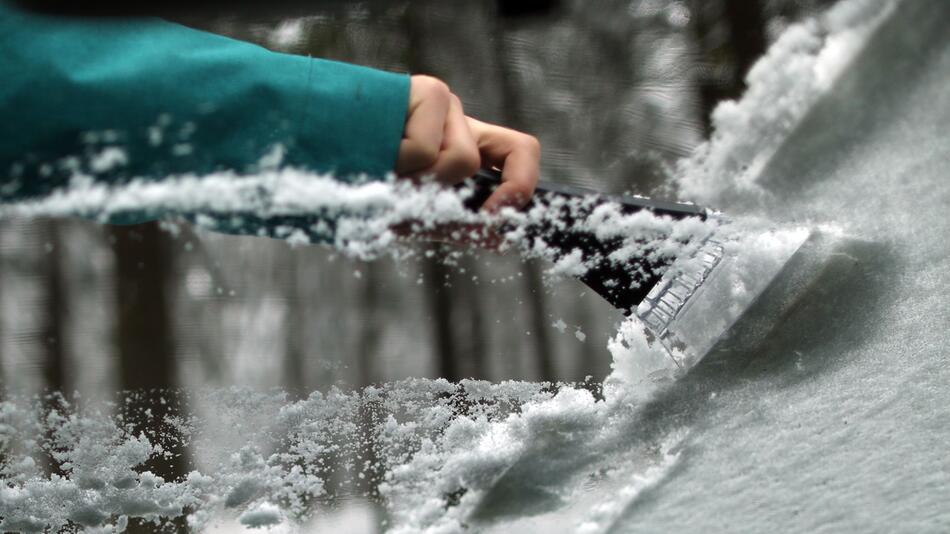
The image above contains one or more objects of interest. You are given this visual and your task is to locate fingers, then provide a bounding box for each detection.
[416,94,480,185]
[395,75,542,214]
[396,75,450,175]
[466,117,541,212]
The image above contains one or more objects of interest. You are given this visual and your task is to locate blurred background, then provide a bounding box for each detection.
[0,0,835,529]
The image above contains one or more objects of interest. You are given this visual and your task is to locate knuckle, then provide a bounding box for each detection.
[414,75,450,99]
[521,134,541,154]
[514,180,534,197]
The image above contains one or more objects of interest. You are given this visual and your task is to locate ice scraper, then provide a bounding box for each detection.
[464,168,839,376]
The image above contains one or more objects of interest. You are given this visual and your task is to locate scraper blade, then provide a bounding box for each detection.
[464,169,849,375]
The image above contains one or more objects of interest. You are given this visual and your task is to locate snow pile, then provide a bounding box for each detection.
[606,317,682,399]
[0,382,681,532]
[0,391,343,532]
[675,0,897,207]
[0,395,200,532]
[381,386,604,532]
[0,383,568,531]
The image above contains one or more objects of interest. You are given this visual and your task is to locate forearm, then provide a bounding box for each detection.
[0,3,410,202]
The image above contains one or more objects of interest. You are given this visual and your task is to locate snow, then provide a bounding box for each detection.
[239,502,282,528]
[549,249,587,278]
[0,153,718,286]
[268,20,306,50]
[88,147,128,174]
[3,0,947,532]
[675,0,896,209]
[574,434,682,534]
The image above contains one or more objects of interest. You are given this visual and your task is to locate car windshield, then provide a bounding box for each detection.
[3,1,948,532]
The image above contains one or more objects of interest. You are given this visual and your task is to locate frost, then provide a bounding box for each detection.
[575,434,683,534]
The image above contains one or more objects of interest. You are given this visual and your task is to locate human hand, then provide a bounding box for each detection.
[395,75,540,212]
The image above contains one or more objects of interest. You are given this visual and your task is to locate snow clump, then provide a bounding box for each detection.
[676,0,897,207]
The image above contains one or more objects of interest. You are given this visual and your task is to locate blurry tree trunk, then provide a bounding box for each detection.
[110,221,189,533]
[691,0,767,134]
[283,249,306,396]
[423,253,492,381]
[352,262,386,519]
[457,256,489,380]
[523,260,555,382]
[423,249,459,381]
[357,262,382,388]
[176,225,227,381]
[39,220,69,477]
[112,222,178,390]
[41,220,68,395]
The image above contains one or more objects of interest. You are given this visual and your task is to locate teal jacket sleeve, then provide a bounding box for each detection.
[0,2,410,230]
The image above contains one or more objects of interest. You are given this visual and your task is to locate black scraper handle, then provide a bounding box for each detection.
[463,168,705,219]
[461,168,707,313]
